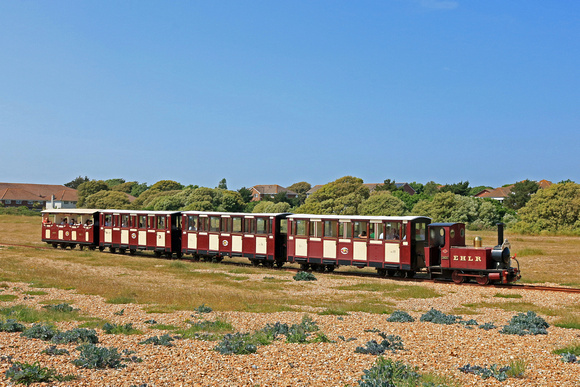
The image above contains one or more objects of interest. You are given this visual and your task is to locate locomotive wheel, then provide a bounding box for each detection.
[451,270,465,284]
[476,275,490,285]
[300,263,310,271]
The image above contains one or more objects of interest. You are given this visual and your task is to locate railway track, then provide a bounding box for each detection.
[3,242,580,294]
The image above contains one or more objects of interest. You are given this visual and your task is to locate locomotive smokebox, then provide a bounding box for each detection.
[497,223,505,246]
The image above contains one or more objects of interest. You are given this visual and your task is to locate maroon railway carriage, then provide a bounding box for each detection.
[181,211,289,266]
[99,210,182,257]
[425,222,520,284]
[41,209,100,249]
[286,214,431,274]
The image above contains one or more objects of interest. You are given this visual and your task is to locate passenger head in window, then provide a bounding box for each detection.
[358,231,367,239]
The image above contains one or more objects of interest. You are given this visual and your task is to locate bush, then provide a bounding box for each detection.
[458,364,511,381]
[293,271,317,281]
[73,344,126,369]
[500,311,549,336]
[41,345,70,356]
[0,319,25,332]
[357,357,421,387]
[20,324,59,341]
[355,333,404,355]
[214,333,258,355]
[560,353,579,363]
[420,309,460,325]
[5,361,74,385]
[194,304,213,314]
[51,328,99,344]
[386,310,415,323]
[139,334,175,347]
[42,303,76,313]
[102,322,142,335]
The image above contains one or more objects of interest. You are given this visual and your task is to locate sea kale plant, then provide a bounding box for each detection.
[500,311,549,336]
[355,333,404,355]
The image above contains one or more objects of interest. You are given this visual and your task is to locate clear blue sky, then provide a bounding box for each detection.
[1,1,578,190]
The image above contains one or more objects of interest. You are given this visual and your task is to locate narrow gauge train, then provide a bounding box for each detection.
[41,209,521,285]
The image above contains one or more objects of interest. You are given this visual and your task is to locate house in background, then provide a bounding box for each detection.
[250,185,298,202]
[474,180,553,202]
[0,183,78,210]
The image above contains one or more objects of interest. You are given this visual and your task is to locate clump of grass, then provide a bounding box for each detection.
[0,294,18,302]
[459,361,526,381]
[42,345,70,356]
[0,319,26,332]
[42,303,76,313]
[318,308,349,316]
[494,293,523,299]
[214,333,258,355]
[177,319,234,338]
[357,357,453,387]
[150,323,179,331]
[20,324,59,341]
[105,296,136,304]
[102,322,142,335]
[5,361,76,385]
[51,328,99,344]
[420,309,461,325]
[500,311,549,336]
[355,333,404,355]
[553,315,580,330]
[1,304,79,323]
[194,304,213,314]
[72,344,126,369]
[139,334,175,347]
[293,271,317,281]
[552,342,580,357]
[386,310,415,323]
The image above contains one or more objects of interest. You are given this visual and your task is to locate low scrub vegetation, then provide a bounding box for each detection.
[500,311,549,335]
[5,361,75,385]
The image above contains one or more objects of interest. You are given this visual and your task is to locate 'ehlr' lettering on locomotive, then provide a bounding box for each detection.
[453,255,482,262]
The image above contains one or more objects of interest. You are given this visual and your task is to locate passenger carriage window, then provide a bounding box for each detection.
[122,215,129,227]
[309,221,322,237]
[401,224,407,241]
[339,222,352,239]
[221,218,231,232]
[199,217,208,232]
[139,216,146,228]
[232,217,242,233]
[384,222,400,240]
[294,219,306,236]
[354,221,368,238]
[415,223,426,241]
[323,220,337,237]
[104,215,112,227]
[175,216,181,230]
[370,223,383,240]
[256,218,268,234]
[188,215,198,231]
[210,217,220,232]
[244,218,256,234]
[157,216,165,230]
[112,215,118,227]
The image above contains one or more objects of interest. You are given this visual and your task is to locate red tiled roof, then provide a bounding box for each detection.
[0,183,77,202]
[474,186,513,199]
[251,185,297,195]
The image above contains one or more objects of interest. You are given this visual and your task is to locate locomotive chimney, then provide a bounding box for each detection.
[497,223,505,246]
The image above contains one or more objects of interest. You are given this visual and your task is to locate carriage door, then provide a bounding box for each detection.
[337,220,353,262]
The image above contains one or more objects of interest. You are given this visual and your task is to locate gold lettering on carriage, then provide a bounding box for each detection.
[453,255,481,262]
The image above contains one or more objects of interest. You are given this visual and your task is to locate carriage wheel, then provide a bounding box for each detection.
[326,265,335,273]
[99,246,105,252]
[251,259,259,266]
[300,263,310,271]
[52,243,58,249]
[79,245,84,251]
[476,275,490,285]
[129,249,136,255]
[451,270,465,284]
[377,268,387,277]
[315,264,326,273]
[89,245,96,251]
[119,248,126,255]
[60,243,67,249]
[154,251,162,258]
[263,261,274,268]
[275,261,284,268]
[70,244,77,250]
[386,270,396,277]
[110,247,116,254]
[405,271,416,278]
